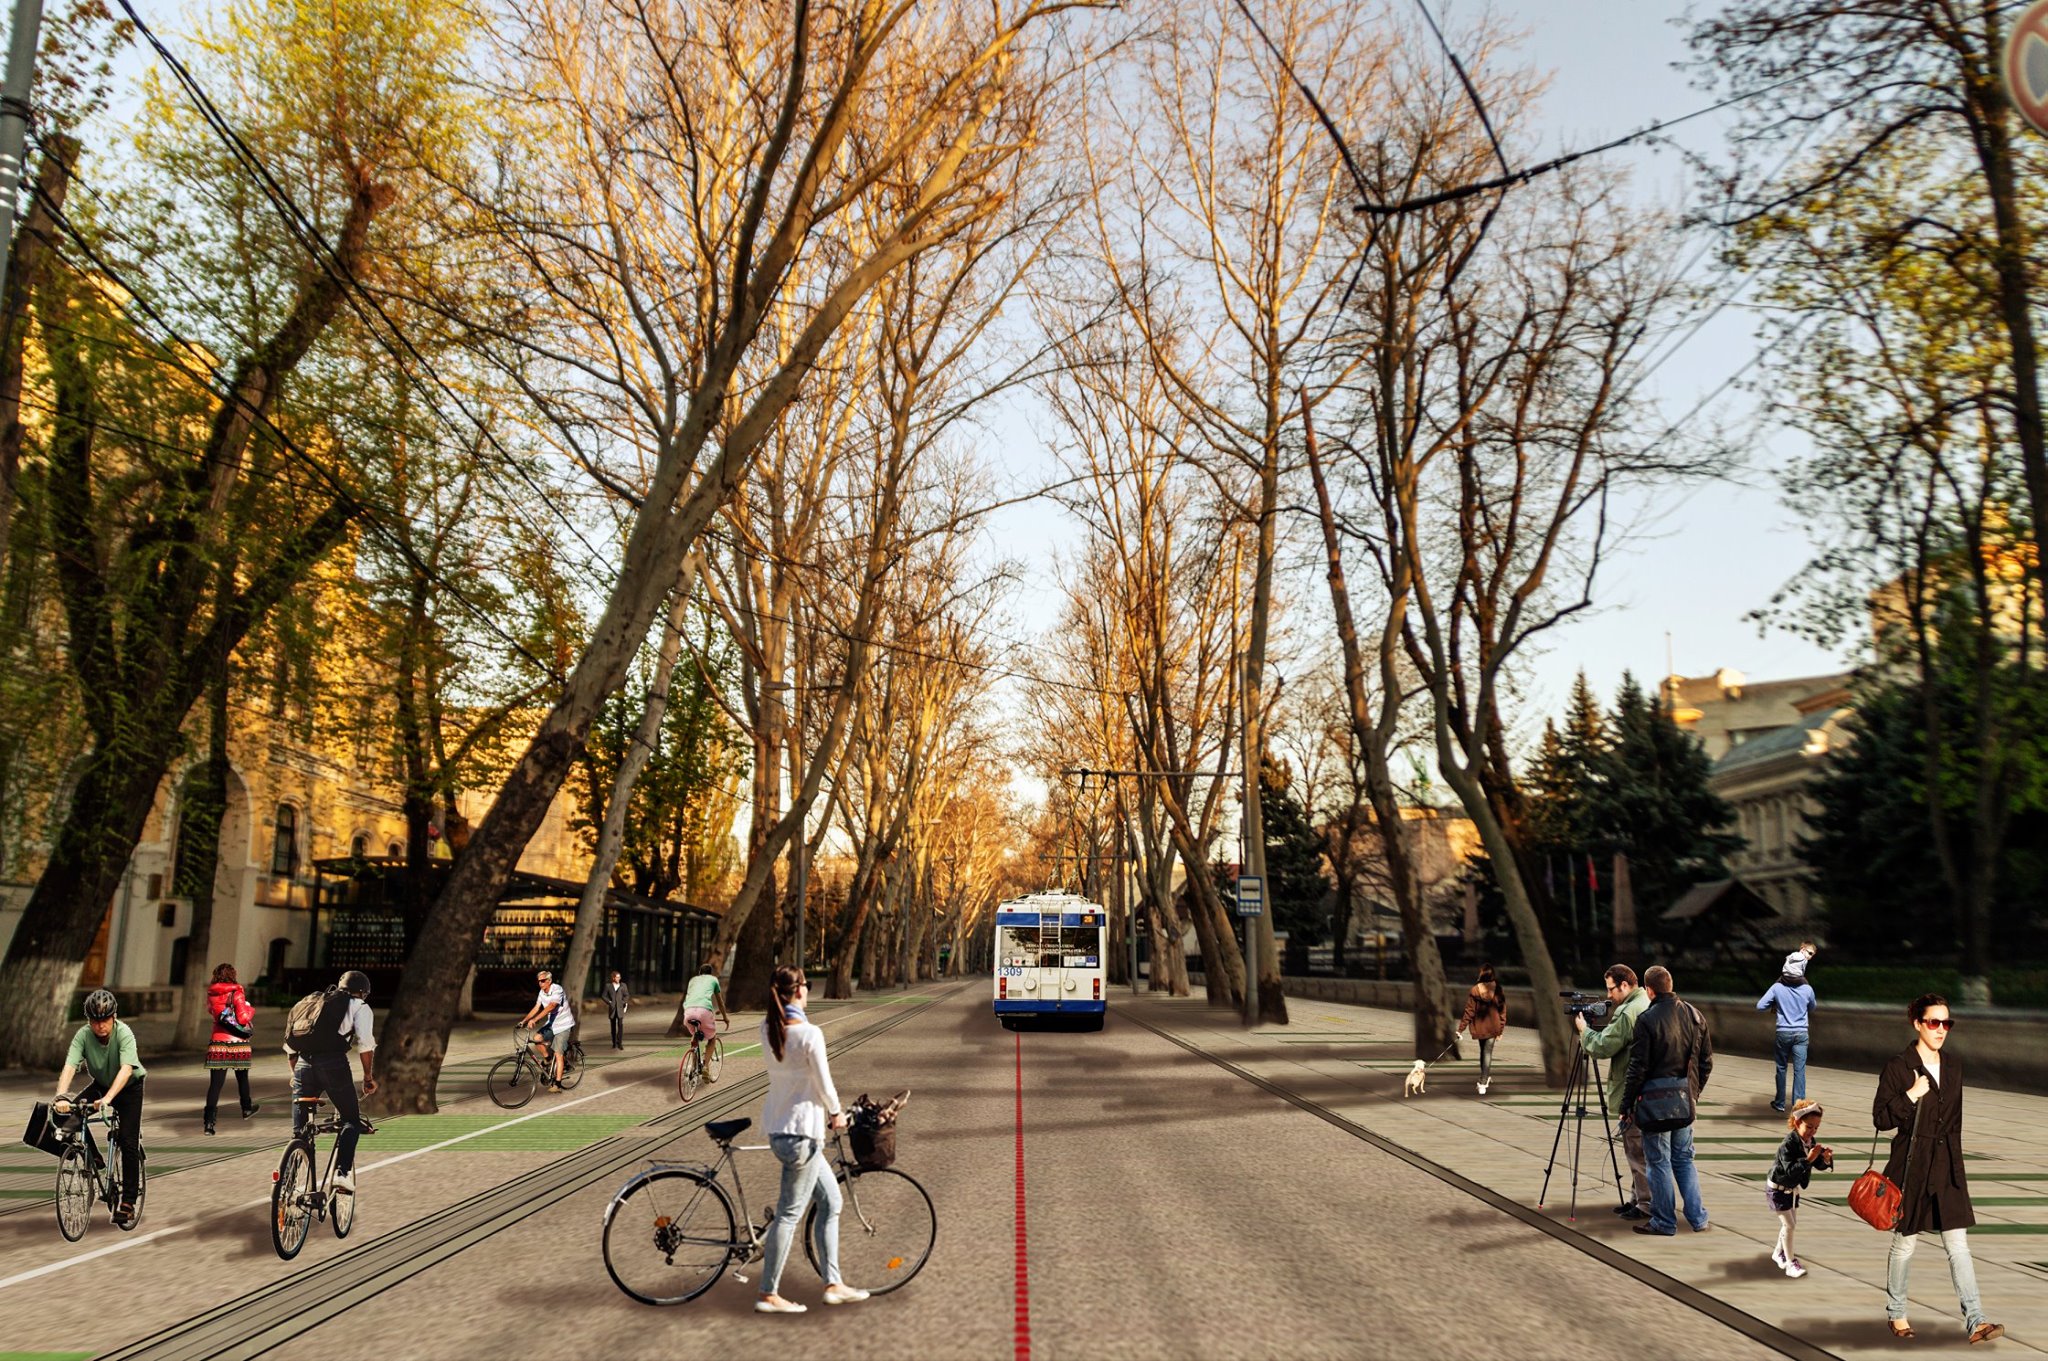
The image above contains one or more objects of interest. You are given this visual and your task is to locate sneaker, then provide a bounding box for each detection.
[332,1171,356,1196]
[1770,1102,1787,1113]
[241,1103,261,1119]
[822,1284,870,1306]
[112,1201,136,1229]
[755,1297,807,1314]
[1770,1247,1789,1271]
[1476,1080,1490,1095]
[1784,1258,1807,1279]
[1617,1205,1649,1221]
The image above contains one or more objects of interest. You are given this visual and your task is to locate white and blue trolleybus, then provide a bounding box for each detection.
[993,890,1107,1030]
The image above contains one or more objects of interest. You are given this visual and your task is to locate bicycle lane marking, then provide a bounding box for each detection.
[1014,1029,1032,1361]
[0,1015,860,1295]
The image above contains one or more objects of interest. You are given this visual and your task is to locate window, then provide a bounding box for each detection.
[387,842,402,859]
[271,804,299,878]
[351,834,369,859]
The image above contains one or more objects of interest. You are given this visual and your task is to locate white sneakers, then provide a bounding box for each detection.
[332,1171,356,1196]
[757,1285,867,1313]
[1771,1248,1807,1278]
[1476,1079,1490,1096]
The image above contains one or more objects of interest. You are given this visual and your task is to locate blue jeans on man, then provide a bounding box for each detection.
[1641,1123,1709,1235]
[1773,1029,1809,1109]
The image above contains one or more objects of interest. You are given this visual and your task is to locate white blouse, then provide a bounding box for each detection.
[760,1018,842,1141]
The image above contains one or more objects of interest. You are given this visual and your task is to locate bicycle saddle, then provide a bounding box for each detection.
[704,1117,751,1143]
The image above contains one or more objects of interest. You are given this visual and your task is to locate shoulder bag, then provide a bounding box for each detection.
[1848,1096,1922,1232]
[1632,1004,1703,1133]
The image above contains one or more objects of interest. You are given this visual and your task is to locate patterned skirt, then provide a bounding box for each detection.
[206,1039,253,1069]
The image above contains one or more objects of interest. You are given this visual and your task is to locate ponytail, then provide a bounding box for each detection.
[765,966,804,1062]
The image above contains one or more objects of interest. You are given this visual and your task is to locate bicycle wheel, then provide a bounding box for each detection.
[54,1144,93,1242]
[804,1167,935,1295]
[110,1142,146,1231]
[559,1039,586,1090]
[331,1178,357,1239]
[602,1167,736,1305]
[677,1048,703,1104]
[488,1054,536,1110]
[271,1141,317,1260]
[704,1037,723,1084]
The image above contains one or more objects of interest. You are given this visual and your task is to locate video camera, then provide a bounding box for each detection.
[1561,989,1609,1023]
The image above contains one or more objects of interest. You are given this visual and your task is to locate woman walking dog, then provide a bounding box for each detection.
[1874,993,2002,1344]
[1456,963,1507,1096]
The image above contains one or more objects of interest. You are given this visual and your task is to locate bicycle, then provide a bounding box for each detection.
[49,1094,145,1242]
[676,1018,726,1103]
[487,1026,586,1109]
[272,1094,375,1259]
[601,1117,935,1306]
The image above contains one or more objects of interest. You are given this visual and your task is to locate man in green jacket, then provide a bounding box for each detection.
[1577,963,1651,1220]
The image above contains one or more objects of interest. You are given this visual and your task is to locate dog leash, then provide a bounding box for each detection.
[1422,1038,1461,1068]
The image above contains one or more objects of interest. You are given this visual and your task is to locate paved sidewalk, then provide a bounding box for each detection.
[1130,994,2047,1361]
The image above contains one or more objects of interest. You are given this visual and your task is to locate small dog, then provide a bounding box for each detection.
[1403,1059,1428,1098]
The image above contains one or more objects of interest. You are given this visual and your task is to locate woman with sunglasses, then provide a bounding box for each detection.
[1874,993,2002,1344]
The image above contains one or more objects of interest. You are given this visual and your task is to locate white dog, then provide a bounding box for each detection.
[1403,1059,1428,1098]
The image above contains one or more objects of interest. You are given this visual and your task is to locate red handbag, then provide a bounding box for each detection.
[1848,1101,1921,1232]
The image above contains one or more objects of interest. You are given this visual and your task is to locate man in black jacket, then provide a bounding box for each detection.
[1622,965,1713,1237]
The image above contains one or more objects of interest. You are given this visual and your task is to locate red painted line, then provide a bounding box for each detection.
[1014,1029,1032,1361]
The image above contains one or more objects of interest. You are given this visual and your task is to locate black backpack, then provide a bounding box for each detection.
[285,988,353,1056]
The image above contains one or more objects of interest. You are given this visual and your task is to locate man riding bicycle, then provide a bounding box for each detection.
[53,989,145,1228]
[285,969,378,1196]
[517,969,575,1089]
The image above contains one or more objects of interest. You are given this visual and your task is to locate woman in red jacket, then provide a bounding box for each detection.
[203,963,259,1134]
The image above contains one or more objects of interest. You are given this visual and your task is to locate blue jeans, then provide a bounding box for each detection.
[1887,1229,1986,1331]
[759,1133,842,1296]
[1773,1029,1809,1107]
[1642,1124,1708,1234]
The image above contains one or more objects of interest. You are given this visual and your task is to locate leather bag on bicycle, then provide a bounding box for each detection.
[19,1102,69,1158]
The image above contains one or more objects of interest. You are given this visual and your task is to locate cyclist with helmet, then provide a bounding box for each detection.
[54,989,146,1228]
[283,970,378,1196]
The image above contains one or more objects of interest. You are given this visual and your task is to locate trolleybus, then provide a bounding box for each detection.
[993,890,1107,1030]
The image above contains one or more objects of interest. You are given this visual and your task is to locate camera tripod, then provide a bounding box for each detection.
[1537,1042,1627,1222]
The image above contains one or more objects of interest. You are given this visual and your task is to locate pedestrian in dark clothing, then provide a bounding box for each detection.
[1765,1099,1832,1278]
[603,971,632,1050]
[1876,993,2002,1344]
[1455,962,1507,1095]
[1622,965,1713,1237]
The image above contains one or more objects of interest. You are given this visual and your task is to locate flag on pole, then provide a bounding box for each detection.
[1586,853,1599,894]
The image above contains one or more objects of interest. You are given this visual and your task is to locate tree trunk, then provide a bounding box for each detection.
[0,739,187,1066]
[1237,454,1286,1026]
[173,652,233,1051]
[0,135,78,580]
[729,874,780,1009]
[563,584,691,1012]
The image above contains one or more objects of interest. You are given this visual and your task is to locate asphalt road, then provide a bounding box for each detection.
[0,984,1792,1360]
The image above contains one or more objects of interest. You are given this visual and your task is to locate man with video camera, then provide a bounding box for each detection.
[1575,963,1651,1220]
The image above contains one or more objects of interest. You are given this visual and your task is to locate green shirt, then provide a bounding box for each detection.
[684,974,722,1012]
[66,1020,145,1087]
[1579,986,1647,1117]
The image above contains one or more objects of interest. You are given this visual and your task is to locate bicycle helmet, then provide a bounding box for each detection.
[83,988,118,1021]
[338,970,372,999]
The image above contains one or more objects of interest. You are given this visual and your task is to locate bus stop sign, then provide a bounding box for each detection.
[1235,875,1264,917]
[2008,0,2048,137]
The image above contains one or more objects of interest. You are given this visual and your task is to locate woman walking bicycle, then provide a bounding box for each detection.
[1875,993,2003,1344]
[755,966,868,1315]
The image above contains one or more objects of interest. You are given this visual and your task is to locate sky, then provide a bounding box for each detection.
[979,0,1856,741]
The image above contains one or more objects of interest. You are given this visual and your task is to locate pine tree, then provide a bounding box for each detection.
[1524,672,1607,862]
[1260,757,1330,962]
[1592,672,1741,915]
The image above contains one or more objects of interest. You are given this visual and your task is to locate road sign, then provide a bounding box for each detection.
[1235,874,1263,917]
[2007,0,2048,137]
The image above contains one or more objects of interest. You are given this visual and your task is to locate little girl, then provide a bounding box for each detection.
[1765,1098,1833,1278]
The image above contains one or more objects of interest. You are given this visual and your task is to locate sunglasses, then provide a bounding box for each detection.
[1919,1017,1955,1031]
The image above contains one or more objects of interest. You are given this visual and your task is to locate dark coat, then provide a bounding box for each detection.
[603,980,632,1018]
[1458,983,1507,1040]
[1622,993,1714,1118]
[1874,1045,1975,1235]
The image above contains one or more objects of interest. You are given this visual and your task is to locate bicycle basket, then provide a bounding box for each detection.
[849,1121,896,1171]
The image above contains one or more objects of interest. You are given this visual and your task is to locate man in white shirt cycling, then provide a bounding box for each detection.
[517,969,575,1089]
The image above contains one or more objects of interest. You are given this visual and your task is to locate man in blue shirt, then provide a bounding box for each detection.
[1757,941,1817,1112]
